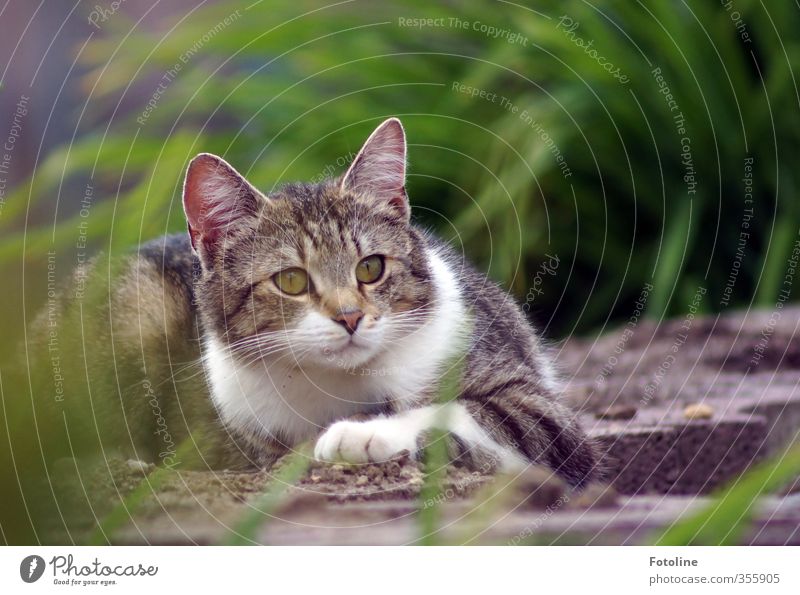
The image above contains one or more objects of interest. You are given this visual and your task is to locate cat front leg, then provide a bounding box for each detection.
[313,410,424,463]
[313,403,524,467]
[458,383,599,488]
[314,388,598,489]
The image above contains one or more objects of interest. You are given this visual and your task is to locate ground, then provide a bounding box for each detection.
[56,307,800,544]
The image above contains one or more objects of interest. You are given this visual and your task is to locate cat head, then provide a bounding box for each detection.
[183,118,434,370]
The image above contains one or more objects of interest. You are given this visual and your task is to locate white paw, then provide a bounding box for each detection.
[314,418,417,464]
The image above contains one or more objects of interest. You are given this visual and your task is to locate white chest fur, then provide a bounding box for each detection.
[203,247,466,444]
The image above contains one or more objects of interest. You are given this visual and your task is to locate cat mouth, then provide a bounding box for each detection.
[319,334,380,365]
[326,335,368,353]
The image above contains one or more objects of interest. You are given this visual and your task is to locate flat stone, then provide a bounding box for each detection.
[74,308,800,545]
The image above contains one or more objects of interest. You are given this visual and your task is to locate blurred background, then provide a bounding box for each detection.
[1,0,799,543]
[3,0,798,345]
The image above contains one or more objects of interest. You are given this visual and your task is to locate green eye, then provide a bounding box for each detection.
[273,268,309,295]
[356,255,385,284]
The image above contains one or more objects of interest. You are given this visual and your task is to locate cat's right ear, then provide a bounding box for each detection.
[182,153,264,261]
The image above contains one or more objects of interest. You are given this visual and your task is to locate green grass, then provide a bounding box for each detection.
[86,435,202,545]
[86,464,175,545]
[6,0,798,341]
[225,447,312,545]
[415,344,468,545]
[415,424,454,546]
[3,0,800,547]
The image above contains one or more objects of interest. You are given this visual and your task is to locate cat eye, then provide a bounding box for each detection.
[356,255,385,284]
[273,268,309,295]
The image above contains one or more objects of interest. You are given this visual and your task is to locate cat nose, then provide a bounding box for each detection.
[332,309,364,335]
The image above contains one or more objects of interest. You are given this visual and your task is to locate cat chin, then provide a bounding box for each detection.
[309,339,382,370]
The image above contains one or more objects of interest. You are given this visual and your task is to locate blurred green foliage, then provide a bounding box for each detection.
[3,0,799,338]
[1,0,799,545]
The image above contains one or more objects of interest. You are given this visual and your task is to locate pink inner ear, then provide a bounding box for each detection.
[182,153,260,252]
[341,118,408,214]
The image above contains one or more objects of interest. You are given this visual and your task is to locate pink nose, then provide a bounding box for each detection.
[333,309,364,335]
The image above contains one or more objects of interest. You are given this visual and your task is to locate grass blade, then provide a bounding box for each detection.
[653,442,800,546]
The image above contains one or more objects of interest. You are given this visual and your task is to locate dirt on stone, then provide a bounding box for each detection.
[296,455,492,502]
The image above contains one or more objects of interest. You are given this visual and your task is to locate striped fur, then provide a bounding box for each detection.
[39,119,597,488]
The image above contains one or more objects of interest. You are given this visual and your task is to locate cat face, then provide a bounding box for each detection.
[183,119,434,370]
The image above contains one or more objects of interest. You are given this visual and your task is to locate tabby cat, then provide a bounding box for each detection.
[42,118,597,488]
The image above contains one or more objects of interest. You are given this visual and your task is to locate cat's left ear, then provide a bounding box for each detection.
[340,118,409,221]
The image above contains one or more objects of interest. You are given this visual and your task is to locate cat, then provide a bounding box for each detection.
[36,118,597,488]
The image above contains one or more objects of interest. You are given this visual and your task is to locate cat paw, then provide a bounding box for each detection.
[314,419,416,464]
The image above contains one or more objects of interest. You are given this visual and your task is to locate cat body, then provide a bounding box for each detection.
[40,119,597,488]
